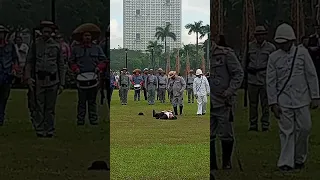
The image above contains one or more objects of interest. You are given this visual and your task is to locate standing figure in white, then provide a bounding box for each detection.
[193,69,210,115]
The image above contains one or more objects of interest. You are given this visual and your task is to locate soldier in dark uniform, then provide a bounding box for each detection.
[210,41,244,170]
[70,23,106,125]
[25,21,65,137]
[309,25,320,89]
[142,68,148,100]
[0,25,19,126]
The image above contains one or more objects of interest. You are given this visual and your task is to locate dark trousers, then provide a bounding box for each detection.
[110,87,114,100]
[143,87,147,100]
[77,87,98,124]
[34,85,58,135]
[134,89,141,101]
[0,84,11,124]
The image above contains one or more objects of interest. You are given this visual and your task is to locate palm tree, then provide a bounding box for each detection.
[200,24,210,68]
[185,21,205,62]
[146,40,164,68]
[154,23,177,54]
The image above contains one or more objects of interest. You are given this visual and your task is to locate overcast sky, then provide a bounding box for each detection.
[110,0,210,49]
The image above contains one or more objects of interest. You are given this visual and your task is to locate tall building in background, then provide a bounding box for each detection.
[123,0,182,51]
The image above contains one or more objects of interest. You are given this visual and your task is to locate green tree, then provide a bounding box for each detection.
[185,21,205,63]
[146,40,164,68]
[154,23,177,54]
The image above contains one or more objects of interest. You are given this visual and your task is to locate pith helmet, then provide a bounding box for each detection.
[189,69,194,73]
[39,21,57,30]
[158,68,163,72]
[196,69,203,75]
[0,25,9,33]
[72,23,101,41]
[254,26,267,35]
[122,68,127,71]
[274,23,296,43]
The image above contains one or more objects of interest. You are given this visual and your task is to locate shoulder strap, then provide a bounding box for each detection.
[277,47,299,99]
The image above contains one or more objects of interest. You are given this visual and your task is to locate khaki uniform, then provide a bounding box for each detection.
[70,44,106,125]
[119,73,130,104]
[25,37,65,136]
[158,75,168,103]
[243,41,276,130]
[186,74,196,103]
[145,74,158,105]
[167,76,186,115]
[267,45,319,168]
[210,45,244,170]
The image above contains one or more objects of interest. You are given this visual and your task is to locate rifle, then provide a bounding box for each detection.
[243,28,250,107]
[32,28,37,111]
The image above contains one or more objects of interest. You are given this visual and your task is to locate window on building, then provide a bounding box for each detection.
[136,33,140,40]
[166,0,170,3]
[136,9,140,16]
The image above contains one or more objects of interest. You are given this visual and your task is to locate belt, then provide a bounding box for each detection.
[247,67,267,75]
[37,71,57,81]
[121,84,127,86]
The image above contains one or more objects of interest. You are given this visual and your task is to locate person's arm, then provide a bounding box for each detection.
[266,55,277,105]
[226,51,244,93]
[24,42,34,80]
[70,47,79,72]
[304,48,320,99]
[180,77,186,92]
[57,44,65,86]
[97,46,106,72]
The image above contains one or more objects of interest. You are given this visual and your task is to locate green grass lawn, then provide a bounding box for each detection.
[3,89,320,179]
[0,89,109,180]
[111,90,320,180]
[110,90,209,179]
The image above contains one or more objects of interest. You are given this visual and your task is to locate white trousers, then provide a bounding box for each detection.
[277,105,312,168]
[196,95,207,115]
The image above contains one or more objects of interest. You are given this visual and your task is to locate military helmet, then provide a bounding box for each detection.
[254,26,267,35]
[274,23,296,43]
[143,68,148,72]
[0,25,9,33]
[158,68,163,72]
[196,69,203,75]
[122,68,127,71]
[39,21,57,30]
[189,69,194,73]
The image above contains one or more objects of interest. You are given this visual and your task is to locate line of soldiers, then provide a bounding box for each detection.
[210,22,319,178]
[119,67,192,115]
[0,21,107,138]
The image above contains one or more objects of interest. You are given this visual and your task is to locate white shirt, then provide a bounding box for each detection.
[193,75,210,96]
[267,45,319,108]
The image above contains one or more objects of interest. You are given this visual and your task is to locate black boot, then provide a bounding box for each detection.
[210,140,218,170]
[179,106,183,115]
[221,140,234,170]
[152,110,156,117]
[174,107,178,115]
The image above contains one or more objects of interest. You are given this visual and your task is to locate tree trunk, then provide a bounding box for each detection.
[164,37,167,68]
[196,32,199,67]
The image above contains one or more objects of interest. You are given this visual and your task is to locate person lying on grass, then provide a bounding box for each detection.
[152,110,177,120]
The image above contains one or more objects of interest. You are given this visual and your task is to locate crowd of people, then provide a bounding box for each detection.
[211,22,320,180]
[110,67,210,116]
[0,21,109,138]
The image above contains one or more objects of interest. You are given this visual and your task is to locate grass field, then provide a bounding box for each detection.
[0,89,109,180]
[3,89,320,179]
[110,90,209,179]
[111,90,320,180]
